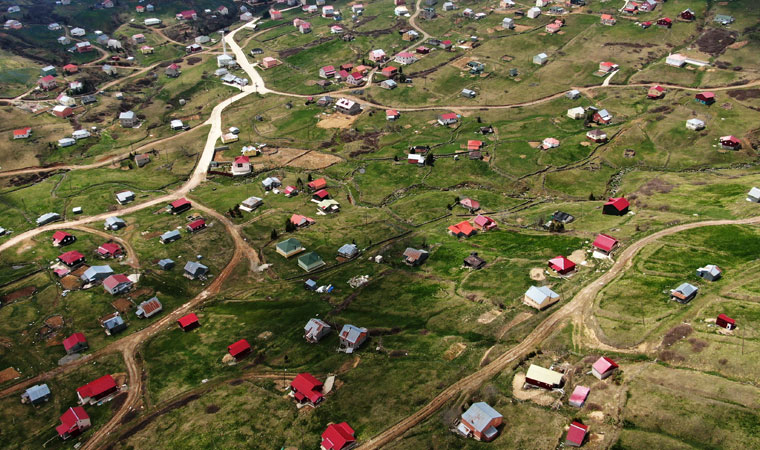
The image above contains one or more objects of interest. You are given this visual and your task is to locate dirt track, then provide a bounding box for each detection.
[358,216,760,449]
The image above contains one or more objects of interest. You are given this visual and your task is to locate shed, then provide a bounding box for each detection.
[23,384,51,405]
[304,318,331,343]
[184,261,208,279]
[104,216,126,230]
[591,356,618,379]
[525,364,564,390]
[670,282,698,303]
[63,332,88,354]
[158,259,175,270]
[696,264,722,281]
[548,256,575,275]
[603,197,629,215]
[686,118,705,131]
[566,421,589,447]
[403,248,429,266]
[533,53,548,65]
[228,339,251,360]
[569,385,589,407]
[160,230,181,244]
[178,313,200,331]
[103,314,127,335]
[592,234,618,255]
[716,313,736,330]
[747,187,760,203]
[463,252,487,269]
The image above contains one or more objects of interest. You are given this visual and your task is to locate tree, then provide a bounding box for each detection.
[425,152,434,166]
[271,228,278,240]
[477,116,482,123]
[307,173,313,182]
[454,196,460,204]
[297,177,304,189]
[285,218,295,233]
[588,193,595,201]
[393,155,399,161]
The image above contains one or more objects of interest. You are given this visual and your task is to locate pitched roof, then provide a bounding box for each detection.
[592,234,618,252]
[526,364,563,386]
[137,297,162,316]
[291,372,323,403]
[440,112,458,120]
[170,198,190,209]
[187,219,206,230]
[103,274,130,290]
[525,285,560,306]
[567,421,589,445]
[228,339,251,357]
[548,256,575,272]
[460,198,480,210]
[56,406,89,437]
[569,385,590,405]
[59,250,84,264]
[592,356,618,374]
[321,422,356,450]
[77,374,116,399]
[63,332,87,351]
[717,313,735,325]
[461,402,502,432]
[339,324,367,343]
[314,189,329,199]
[276,238,303,253]
[604,197,629,211]
[449,220,475,236]
[52,230,71,242]
[308,178,327,190]
[178,313,199,328]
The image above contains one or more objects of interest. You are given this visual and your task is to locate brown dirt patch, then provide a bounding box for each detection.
[658,349,685,362]
[513,24,532,32]
[450,57,480,71]
[695,28,737,56]
[477,310,502,324]
[528,141,541,149]
[443,342,466,360]
[511,372,555,406]
[688,338,708,352]
[316,113,360,129]
[111,298,133,314]
[141,231,162,240]
[727,40,748,50]
[256,148,343,170]
[205,404,220,414]
[44,315,64,328]
[568,250,588,266]
[60,275,81,290]
[0,367,21,383]
[530,268,546,281]
[638,177,674,196]
[661,324,693,347]
[498,312,533,338]
[1,285,36,304]
[726,89,760,101]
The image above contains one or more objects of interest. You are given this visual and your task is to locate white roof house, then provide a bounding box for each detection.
[527,7,541,18]
[567,107,585,119]
[533,53,548,65]
[524,285,560,310]
[144,18,162,26]
[686,118,705,130]
[71,27,85,36]
[747,187,760,203]
[666,54,687,67]
[525,364,564,387]
[72,129,91,139]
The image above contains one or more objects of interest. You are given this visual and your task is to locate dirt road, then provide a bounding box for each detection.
[358,216,760,449]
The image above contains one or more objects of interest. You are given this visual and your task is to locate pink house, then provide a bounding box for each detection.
[176,10,197,20]
[394,51,417,65]
[261,57,280,69]
[39,75,57,90]
[369,49,387,62]
[347,72,364,86]
[299,21,311,33]
[270,9,282,19]
[320,65,336,78]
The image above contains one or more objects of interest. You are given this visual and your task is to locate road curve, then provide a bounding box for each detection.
[358,215,760,449]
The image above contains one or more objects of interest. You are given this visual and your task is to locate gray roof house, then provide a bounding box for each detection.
[80,265,114,283]
[37,212,61,226]
[103,314,127,335]
[262,177,281,190]
[119,111,137,127]
[136,297,162,318]
[160,230,181,244]
[458,402,503,442]
[338,324,368,353]
[184,261,208,279]
[696,265,722,282]
[670,282,698,303]
[337,243,359,258]
[240,196,263,212]
[158,258,175,270]
[22,384,51,405]
[104,216,126,230]
[103,274,133,295]
[533,53,548,65]
[686,118,705,131]
[304,318,331,343]
[566,89,581,99]
[115,190,135,205]
[523,285,561,310]
[747,187,760,203]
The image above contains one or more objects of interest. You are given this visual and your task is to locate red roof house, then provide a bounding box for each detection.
[290,372,324,405]
[313,189,330,200]
[386,109,400,120]
[566,421,589,447]
[467,140,483,151]
[13,127,32,139]
[548,256,576,275]
[97,242,122,257]
[59,250,85,267]
[228,339,251,360]
[448,220,476,238]
[716,313,736,330]
[603,197,630,215]
[308,177,327,191]
[39,75,57,90]
[657,17,672,28]
[63,332,88,354]
[187,219,206,232]
[176,9,197,20]
[77,374,118,404]
[382,66,398,77]
[591,356,618,380]
[695,92,715,105]
[56,406,91,440]
[460,198,480,212]
[291,214,315,228]
[473,214,497,231]
[569,385,590,408]
[178,313,200,331]
[592,234,618,254]
[720,135,741,150]
[52,230,75,246]
[321,422,356,450]
[648,85,665,99]
[284,185,298,196]
[169,198,191,214]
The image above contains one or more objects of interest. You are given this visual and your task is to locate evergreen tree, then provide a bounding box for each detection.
[589,193,595,201]
[271,228,278,240]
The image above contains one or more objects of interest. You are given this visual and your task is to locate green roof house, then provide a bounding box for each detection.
[298,252,325,272]
[276,238,305,258]
[41,65,57,77]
